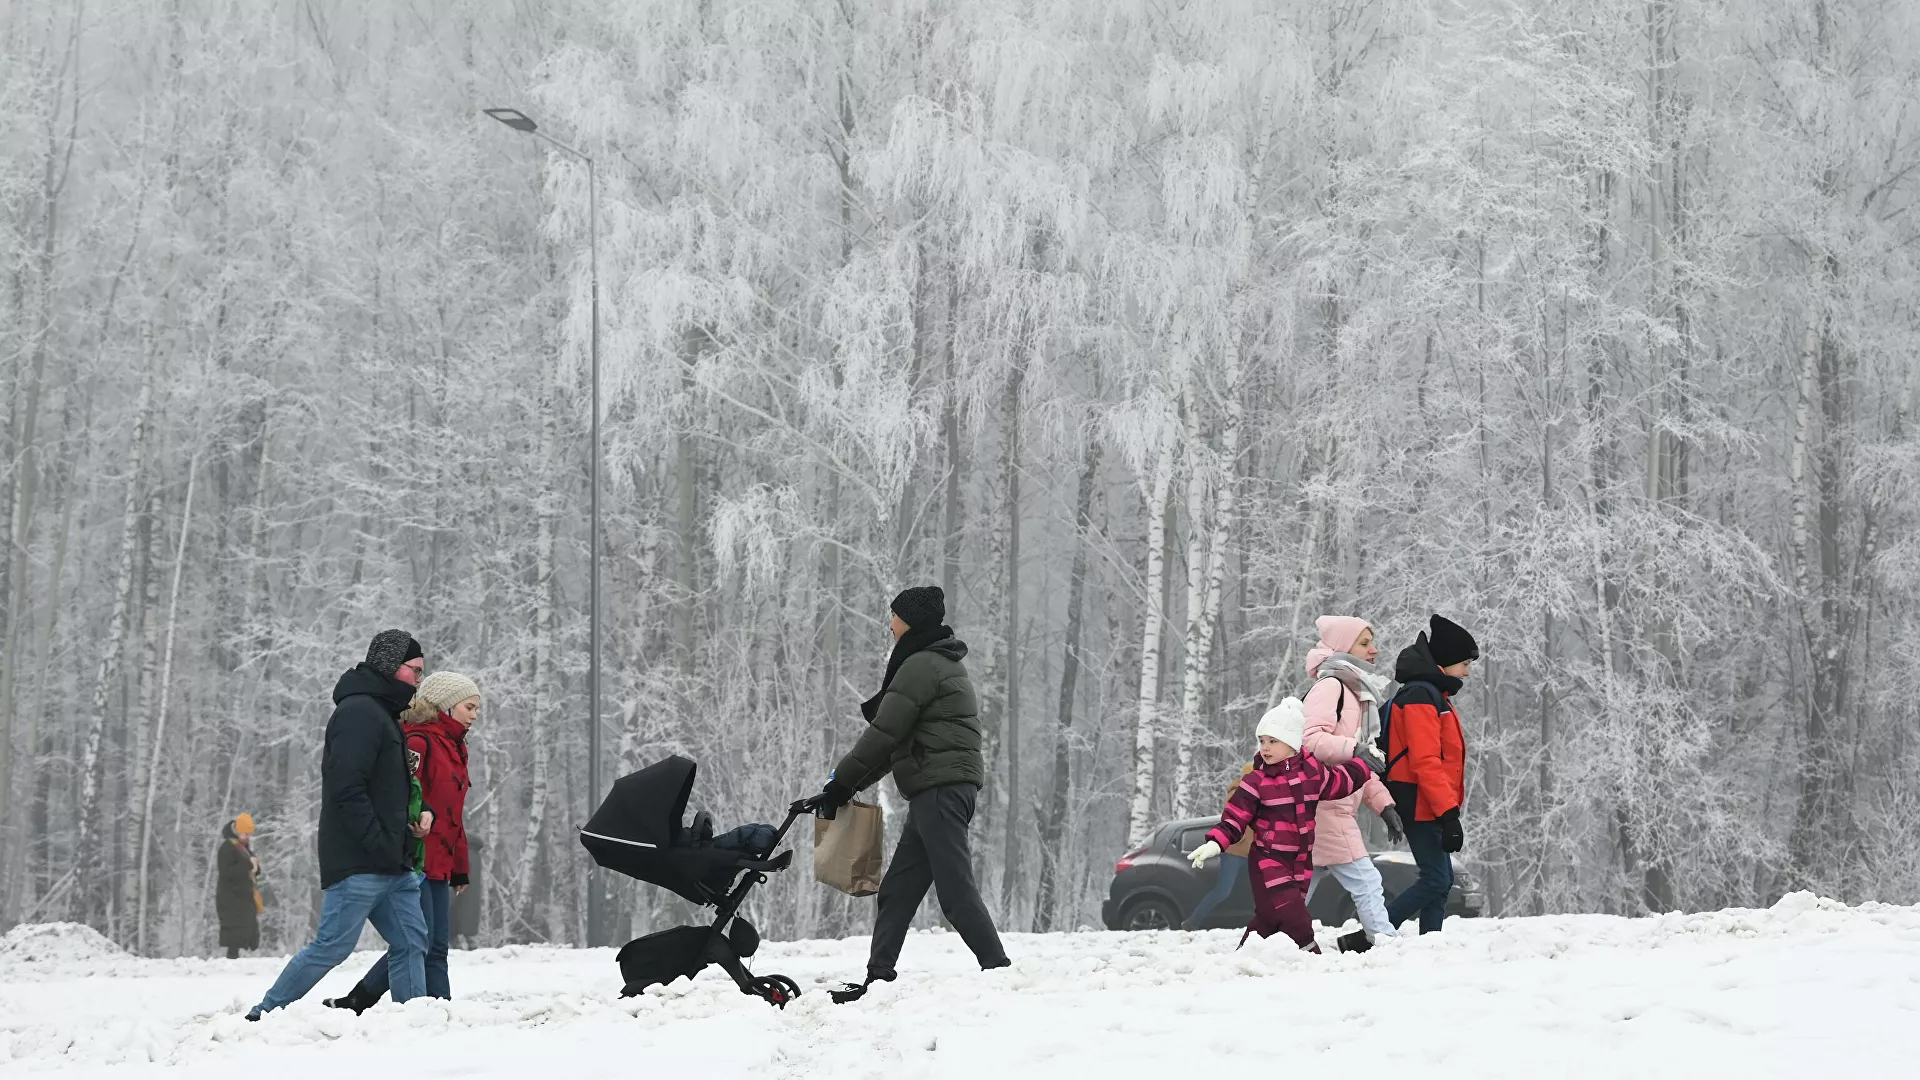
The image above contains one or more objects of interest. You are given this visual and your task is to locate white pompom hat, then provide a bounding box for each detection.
[1256,698,1306,750]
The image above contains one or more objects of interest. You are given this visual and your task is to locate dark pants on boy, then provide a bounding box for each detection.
[356,875,454,1000]
[1387,820,1454,933]
[867,783,1008,980]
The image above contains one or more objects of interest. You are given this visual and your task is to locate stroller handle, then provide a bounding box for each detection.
[706,801,810,929]
[770,801,812,849]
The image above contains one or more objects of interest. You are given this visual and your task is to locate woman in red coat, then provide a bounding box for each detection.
[327,671,477,1011]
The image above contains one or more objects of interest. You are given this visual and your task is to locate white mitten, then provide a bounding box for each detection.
[1357,741,1387,774]
[1189,839,1222,869]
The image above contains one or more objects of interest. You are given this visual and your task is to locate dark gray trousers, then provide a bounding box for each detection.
[866,783,1007,979]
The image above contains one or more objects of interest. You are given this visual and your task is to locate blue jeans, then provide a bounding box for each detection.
[1386,820,1454,933]
[1184,852,1246,928]
[357,876,452,1000]
[250,872,427,1016]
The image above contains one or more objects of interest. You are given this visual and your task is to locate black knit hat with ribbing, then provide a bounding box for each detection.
[890,586,946,631]
[364,629,423,677]
[1427,614,1479,668]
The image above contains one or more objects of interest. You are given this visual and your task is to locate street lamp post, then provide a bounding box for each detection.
[484,107,606,949]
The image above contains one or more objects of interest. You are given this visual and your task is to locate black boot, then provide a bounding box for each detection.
[1336,930,1373,954]
[830,969,895,1004]
[322,985,377,1015]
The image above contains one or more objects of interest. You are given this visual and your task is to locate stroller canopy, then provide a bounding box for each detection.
[580,755,755,905]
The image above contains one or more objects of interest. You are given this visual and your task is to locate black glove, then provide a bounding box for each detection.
[450,872,470,888]
[818,780,853,811]
[1379,806,1404,845]
[1438,808,1464,853]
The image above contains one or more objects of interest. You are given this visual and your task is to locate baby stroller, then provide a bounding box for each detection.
[578,755,813,1007]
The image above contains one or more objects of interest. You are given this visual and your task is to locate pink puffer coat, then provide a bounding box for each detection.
[1300,616,1396,867]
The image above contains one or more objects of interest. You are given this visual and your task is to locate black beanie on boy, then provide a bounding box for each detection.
[1428,614,1479,668]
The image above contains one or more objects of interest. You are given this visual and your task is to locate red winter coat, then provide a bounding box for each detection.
[403,712,471,882]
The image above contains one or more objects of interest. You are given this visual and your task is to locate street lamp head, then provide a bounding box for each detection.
[483,107,538,133]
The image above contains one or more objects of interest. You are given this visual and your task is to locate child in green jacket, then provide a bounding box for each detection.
[405,748,431,872]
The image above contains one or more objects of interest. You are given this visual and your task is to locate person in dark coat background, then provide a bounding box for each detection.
[216,814,262,959]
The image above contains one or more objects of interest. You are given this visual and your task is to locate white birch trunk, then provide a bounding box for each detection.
[136,456,195,955]
[1171,417,1209,816]
[1127,439,1177,848]
[511,415,558,932]
[1264,476,1328,713]
[122,490,163,931]
[1174,380,1243,815]
[76,373,153,925]
[1787,316,1819,594]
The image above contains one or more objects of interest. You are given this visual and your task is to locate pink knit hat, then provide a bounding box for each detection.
[1306,615,1372,678]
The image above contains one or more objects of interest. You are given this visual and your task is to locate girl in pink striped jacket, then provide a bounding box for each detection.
[1188,698,1373,952]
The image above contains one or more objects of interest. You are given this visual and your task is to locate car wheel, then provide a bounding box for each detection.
[1119,895,1181,932]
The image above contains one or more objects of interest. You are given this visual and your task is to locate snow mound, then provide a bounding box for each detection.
[0,921,127,965]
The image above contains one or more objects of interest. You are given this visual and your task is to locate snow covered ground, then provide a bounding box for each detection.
[3,892,1916,1078]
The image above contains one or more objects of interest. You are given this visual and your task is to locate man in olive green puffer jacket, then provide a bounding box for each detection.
[815,586,1009,1002]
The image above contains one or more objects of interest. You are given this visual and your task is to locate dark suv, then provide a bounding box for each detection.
[1100,816,1486,932]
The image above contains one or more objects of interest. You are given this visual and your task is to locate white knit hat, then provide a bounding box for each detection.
[415,670,481,712]
[1256,698,1306,750]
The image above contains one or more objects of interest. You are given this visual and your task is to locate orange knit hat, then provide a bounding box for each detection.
[234,813,255,835]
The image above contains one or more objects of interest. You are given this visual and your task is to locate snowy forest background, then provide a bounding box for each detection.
[2,0,1917,957]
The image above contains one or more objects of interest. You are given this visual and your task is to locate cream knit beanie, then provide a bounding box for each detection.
[415,670,481,713]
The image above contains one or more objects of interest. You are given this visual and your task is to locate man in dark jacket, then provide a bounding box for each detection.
[247,630,431,1019]
[815,586,1009,1002]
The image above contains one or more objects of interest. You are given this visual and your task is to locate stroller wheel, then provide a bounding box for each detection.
[751,974,801,1008]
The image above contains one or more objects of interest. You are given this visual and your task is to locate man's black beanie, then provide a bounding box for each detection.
[365,629,423,677]
[890,586,946,630]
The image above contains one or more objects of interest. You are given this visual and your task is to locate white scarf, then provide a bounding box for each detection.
[1315,653,1393,741]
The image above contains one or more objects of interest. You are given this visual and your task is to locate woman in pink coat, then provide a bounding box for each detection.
[1300,615,1405,953]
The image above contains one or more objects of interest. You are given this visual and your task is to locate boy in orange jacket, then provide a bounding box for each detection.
[1381,614,1476,934]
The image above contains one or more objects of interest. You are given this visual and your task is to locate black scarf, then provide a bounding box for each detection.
[861,623,953,721]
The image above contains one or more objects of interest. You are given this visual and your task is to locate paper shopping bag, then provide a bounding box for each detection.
[813,798,885,896]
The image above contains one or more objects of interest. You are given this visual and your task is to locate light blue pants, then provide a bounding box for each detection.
[251,872,427,1016]
[1309,856,1398,940]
